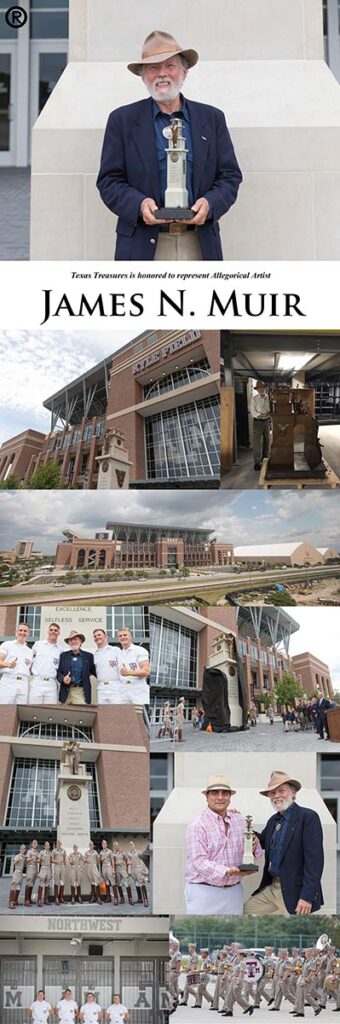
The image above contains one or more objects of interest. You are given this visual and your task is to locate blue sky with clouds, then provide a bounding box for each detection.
[0,488,339,555]
[0,330,136,443]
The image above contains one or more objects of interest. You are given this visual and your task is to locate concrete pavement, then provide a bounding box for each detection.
[150,719,336,753]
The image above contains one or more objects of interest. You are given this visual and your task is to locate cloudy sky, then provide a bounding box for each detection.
[0,488,339,554]
[288,608,340,692]
[0,329,136,443]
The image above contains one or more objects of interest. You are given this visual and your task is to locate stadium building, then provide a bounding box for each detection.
[0,330,221,489]
[54,524,234,571]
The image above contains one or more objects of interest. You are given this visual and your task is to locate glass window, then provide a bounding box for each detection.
[150,614,197,689]
[30,11,69,39]
[0,12,18,38]
[321,756,340,791]
[39,50,67,113]
[144,358,211,400]
[106,605,150,644]
[18,605,41,641]
[145,396,220,480]
[83,424,93,442]
[19,720,92,741]
[6,757,99,827]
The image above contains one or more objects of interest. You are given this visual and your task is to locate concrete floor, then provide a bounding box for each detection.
[221,425,340,489]
[0,168,30,259]
[0,877,151,915]
[150,718,337,753]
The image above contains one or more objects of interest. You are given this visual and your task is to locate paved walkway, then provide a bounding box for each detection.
[151,719,335,753]
[0,878,151,915]
[0,168,30,259]
[172,1000,337,1020]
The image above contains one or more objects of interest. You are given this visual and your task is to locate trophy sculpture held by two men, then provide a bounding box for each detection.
[155,118,194,221]
[239,815,259,873]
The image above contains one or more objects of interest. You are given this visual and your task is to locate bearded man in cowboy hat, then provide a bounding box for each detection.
[185,774,262,915]
[96,29,242,261]
[244,770,324,917]
[57,629,96,705]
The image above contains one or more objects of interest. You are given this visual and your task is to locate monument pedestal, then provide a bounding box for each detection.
[56,763,92,851]
[209,633,243,728]
[96,427,133,489]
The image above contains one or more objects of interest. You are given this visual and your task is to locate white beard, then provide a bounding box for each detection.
[270,795,294,813]
[144,71,186,103]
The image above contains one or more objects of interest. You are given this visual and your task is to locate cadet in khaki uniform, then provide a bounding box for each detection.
[169,937,182,1008]
[52,840,66,904]
[37,842,52,907]
[180,945,200,1006]
[25,839,40,906]
[293,948,322,1017]
[174,696,185,742]
[84,841,102,904]
[8,844,26,909]
[100,840,119,905]
[211,949,228,1011]
[67,844,84,904]
[157,701,173,739]
[254,947,276,1009]
[195,949,214,1008]
[113,841,134,906]
[221,955,253,1016]
[127,841,149,907]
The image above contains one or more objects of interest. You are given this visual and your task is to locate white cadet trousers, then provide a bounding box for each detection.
[29,675,58,704]
[0,673,29,703]
[185,880,243,915]
[97,681,123,704]
[119,680,149,705]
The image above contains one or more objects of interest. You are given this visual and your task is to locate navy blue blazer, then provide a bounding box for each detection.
[254,802,324,914]
[57,650,96,705]
[96,97,242,260]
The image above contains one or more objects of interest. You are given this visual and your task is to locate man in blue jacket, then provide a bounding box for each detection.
[244,770,324,916]
[96,30,242,261]
[57,629,96,705]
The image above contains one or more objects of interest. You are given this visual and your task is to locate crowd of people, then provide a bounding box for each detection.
[27,989,129,1022]
[0,623,150,705]
[169,935,340,1015]
[8,838,149,909]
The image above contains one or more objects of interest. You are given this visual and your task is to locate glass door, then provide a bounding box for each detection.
[0,44,17,165]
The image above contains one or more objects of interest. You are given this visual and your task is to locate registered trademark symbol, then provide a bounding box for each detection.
[5,5,28,28]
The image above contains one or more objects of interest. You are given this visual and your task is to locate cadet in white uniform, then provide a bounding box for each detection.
[55,990,78,1022]
[106,995,130,1023]
[117,628,150,705]
[93,629,121,704]
[28,991,52,1022]
[29,623,64,704]
[79,992,103,1022]
[8,844,26,908]
[0,622,33,703]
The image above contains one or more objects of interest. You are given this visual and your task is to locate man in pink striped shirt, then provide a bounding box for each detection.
[185,774,263,914]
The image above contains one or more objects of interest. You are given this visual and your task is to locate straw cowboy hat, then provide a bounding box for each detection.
[128,30,199,76]
[202,774,236,796]
[259,770,301,796]
[64,629,86,644]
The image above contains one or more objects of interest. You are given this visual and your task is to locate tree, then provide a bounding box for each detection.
[180,565,190,577]
[265,590,296,606]
[0,474,21,489]
[26,460,62,489]
[275,672,303,709]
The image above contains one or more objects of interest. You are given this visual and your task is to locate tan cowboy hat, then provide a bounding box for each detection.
[128,30,199,76]
[260,770,301,796]
[64,629,86,644]
[202,774,236,796]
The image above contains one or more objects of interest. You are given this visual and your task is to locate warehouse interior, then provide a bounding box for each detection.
[220,332,340,488]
